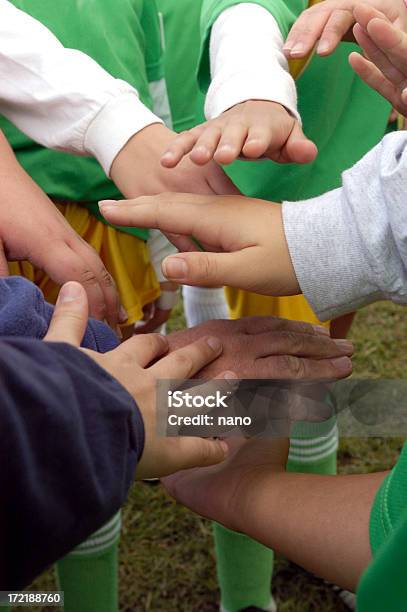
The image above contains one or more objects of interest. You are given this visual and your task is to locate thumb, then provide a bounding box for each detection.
[44,281,89,346]
[176,437,229,471]
[161,251,254,289]
[283,121,318,164]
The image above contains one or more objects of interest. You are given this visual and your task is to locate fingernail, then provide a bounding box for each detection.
[290,42,304,56]
[317,39,330,54]
[119,306,129,323]
[207,336,222,352]
[99,199,117,208]
[332,356,352,373]
[162,256,188,280]
[283,43,293,54]
[161,152,173,160]
[334,339,354,354]
[313,324,330,336]
[402,88,407,102]
[57,281,83,304]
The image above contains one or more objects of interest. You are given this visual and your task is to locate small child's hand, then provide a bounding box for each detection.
[160,101,317,168]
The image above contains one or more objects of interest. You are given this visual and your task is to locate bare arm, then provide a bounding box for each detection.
[164,438,387,591]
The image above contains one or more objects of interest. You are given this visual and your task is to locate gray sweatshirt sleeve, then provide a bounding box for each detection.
[282,131,407,321]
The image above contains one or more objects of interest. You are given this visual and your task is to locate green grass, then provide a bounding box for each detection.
[15,301,407,612]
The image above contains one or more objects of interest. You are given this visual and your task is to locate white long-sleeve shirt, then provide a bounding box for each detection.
[206,3,299,122]
[0,0,163,175]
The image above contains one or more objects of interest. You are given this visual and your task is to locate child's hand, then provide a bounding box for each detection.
[349,4,407,116]
[284,0,406,58]
[45,281,230,480]
[100,193,298,297]
[110,123,240,198]
[160,101,317,168]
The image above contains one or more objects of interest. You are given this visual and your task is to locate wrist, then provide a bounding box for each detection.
[110,123,174,197]
[268,202,301,295]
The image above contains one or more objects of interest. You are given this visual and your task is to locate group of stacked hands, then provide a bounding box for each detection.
[1,0,407,610]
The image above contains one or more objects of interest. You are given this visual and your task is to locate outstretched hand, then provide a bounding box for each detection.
[100,193,298,296]
[160,101,317,168]
[45,281,231,479]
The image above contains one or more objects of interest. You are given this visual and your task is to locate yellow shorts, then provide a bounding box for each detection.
[225,288,330,328]
[8,202,160,326]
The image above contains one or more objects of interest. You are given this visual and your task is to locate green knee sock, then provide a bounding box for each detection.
[213,522,274,612]
[214,423,338,612]
[56,512,121,612]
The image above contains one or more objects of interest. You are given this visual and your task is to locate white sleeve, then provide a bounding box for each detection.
[0,0,163,175]
[205,2,300,122]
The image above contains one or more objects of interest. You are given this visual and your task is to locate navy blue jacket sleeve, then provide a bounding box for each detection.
[0,337,144,590]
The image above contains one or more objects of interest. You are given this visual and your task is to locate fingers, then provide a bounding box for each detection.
[117,333,169,367]
[252,330,354,359]
[241,124,274,160]
[214,122,249,165]
[315,8,354,55]
[151,335,223,379]
[189,126,223,166]
[72,238,126,328]
[354,23,407,87]
[281,121,318,165]
[284,6,331,57]
[349,51,401,110]
[170,437,229,472]
[44,281,88,346]
[161,126,205,168]
[255,353,352,380]
[161,250,258,289]
[100,193,243,246]
[365,18,407,79]
[34,239,124,328]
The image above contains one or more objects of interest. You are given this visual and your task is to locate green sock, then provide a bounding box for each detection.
[213,523,274,612]
[56,512,121,612]
[214,421,338,612]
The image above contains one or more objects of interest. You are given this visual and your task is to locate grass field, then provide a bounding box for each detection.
[17,300,407,612]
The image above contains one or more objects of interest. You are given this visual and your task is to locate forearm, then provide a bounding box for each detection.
[0,338,143,589]
[234,470,386,591]
[0,0,161,175]
[206,3,299,120]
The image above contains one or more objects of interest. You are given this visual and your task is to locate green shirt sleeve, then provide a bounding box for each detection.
[357,443,407,611]
[369,442,407,554]
[199,0,308,92]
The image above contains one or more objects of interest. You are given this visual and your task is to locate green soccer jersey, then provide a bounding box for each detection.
[157,0,202,133]
[1,0,165,240]
[357,442,407,611]
[198,0,391,200]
